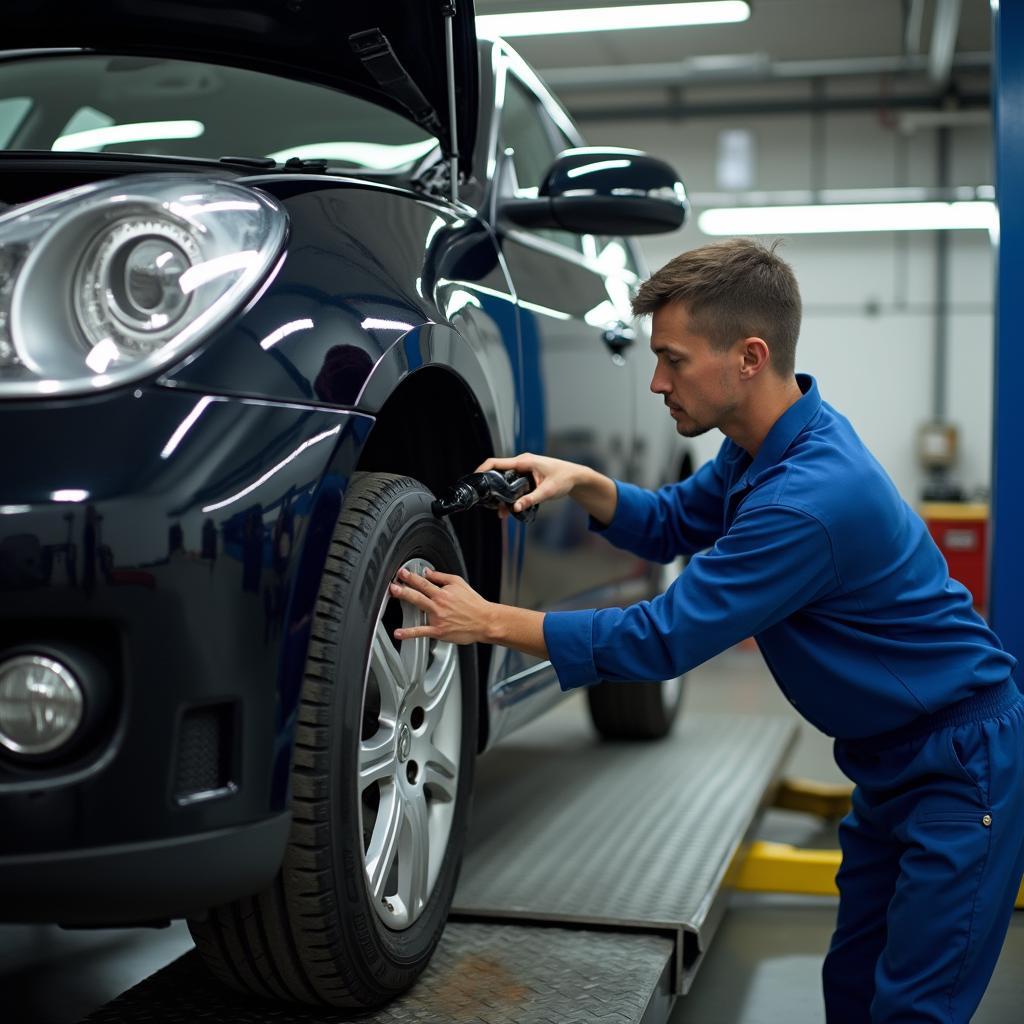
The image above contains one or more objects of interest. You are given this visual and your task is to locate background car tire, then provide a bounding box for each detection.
[189,472,477,1008]
[586,449,694,742]
[586,675,685,741]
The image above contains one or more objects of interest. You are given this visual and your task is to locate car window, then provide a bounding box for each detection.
[593,236,641,278]
[501,75,582,253]
[59,105,115,141]
[623,241,644,278]
[0,96,31,147]
[0,55,439,174]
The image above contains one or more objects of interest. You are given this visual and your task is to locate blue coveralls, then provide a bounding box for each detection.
[543,374,1024,1023]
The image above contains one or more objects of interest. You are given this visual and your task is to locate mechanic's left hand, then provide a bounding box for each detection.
[389,567,494,645]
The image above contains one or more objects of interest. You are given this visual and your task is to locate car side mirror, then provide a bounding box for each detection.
[501,148,688,236]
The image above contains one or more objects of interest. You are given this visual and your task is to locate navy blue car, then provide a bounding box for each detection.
[0,0,690,1008]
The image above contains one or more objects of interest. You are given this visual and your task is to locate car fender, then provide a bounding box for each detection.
[354,321,517,459]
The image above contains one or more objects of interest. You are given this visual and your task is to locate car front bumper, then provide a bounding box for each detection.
[0,384,369,923]
[0,814,292,925]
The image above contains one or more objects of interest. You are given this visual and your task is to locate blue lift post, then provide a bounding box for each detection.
[990,1,1024,672]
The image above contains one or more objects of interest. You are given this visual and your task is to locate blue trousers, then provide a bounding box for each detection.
[823,679,1024,1023]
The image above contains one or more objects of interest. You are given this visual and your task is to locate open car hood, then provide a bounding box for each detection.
[3,0,478,176]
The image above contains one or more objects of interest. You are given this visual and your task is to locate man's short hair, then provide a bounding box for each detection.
[631,238,802,378]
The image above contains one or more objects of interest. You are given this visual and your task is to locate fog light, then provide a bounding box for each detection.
[0,654,84,755]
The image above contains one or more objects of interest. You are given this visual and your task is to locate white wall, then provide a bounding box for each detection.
[582,113,995,503]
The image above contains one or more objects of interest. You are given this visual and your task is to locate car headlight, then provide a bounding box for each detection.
[0,175,287,397]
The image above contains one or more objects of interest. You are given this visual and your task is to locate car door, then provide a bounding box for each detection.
[495,67,642,617]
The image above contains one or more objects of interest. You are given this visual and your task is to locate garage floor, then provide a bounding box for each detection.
[3,646,1022,1023]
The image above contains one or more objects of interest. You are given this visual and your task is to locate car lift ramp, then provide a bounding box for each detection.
[82,706,797,1024]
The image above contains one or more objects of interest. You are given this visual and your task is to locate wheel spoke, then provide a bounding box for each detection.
[371,621,409,714]
[359,729,398,791]
[421,641,457,719]
[420,744,458,803]
[399,790,430,917]
[400,606,430,687]
[365,786,402,903]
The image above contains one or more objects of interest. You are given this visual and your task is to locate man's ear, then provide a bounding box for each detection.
[739,337,770,378]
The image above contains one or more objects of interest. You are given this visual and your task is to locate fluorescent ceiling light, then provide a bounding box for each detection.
[698,201,997,235]
[477,2,750,38]
[52,120,204,152]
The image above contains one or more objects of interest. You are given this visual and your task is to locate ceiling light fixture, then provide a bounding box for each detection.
[477,1,750,38]
[698,201,997,235]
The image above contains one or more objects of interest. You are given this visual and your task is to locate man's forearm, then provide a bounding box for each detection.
[485,604,549,659]
[570,466,618,527]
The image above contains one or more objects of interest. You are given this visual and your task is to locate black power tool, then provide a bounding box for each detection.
[431,470,537,522]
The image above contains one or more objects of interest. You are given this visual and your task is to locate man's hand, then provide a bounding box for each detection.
[475,452,580,519]
[475,452,616,524]
[390,566,549,659]
[389,567,495,645]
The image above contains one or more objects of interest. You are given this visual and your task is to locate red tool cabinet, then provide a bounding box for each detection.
[920,503,988,613]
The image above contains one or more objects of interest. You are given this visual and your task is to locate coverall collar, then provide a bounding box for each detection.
[748,372,820,479]
[733,373,821,491]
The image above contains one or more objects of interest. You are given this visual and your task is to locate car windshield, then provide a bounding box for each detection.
[0,53,440,174]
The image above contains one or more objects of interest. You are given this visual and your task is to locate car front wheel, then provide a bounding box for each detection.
[190,472,477,1008]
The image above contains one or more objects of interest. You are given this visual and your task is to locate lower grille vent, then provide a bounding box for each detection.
[173,703,236,805]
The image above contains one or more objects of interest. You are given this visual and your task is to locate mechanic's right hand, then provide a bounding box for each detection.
[474,452,581,519]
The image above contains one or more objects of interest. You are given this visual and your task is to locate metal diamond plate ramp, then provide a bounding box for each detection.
[452,709,798,993]
[82,922,674,1024]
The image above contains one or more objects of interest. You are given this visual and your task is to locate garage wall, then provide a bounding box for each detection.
[582,113,994,504]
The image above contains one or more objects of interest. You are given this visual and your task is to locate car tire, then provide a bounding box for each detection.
[586,675,685,741]
[189,472,477,1008]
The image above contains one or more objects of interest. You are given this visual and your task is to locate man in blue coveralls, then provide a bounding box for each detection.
[389,238,1024,1022]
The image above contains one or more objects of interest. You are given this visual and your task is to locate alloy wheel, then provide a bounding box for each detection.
[358,557,462,930]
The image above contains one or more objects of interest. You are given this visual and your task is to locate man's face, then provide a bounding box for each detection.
[648,302,741,438]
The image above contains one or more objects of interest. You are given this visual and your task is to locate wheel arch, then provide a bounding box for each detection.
[356,364,503,751]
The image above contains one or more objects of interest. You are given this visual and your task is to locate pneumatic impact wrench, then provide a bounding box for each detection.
[431,470,538,522]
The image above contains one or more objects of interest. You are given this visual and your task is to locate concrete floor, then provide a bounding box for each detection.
[3,646,1022,1022]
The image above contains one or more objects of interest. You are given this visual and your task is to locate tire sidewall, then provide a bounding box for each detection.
[325,478,476,982]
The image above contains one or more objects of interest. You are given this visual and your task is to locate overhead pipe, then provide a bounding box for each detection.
[570,91,990,123]
[541,51,990,93]
[905,0,926,55]
[929,0,963,87]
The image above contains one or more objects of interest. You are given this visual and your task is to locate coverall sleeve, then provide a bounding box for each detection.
[591,455,728,563]
[544,503,839,690]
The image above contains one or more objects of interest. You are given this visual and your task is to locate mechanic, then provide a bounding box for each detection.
[388,238,1024,1023]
